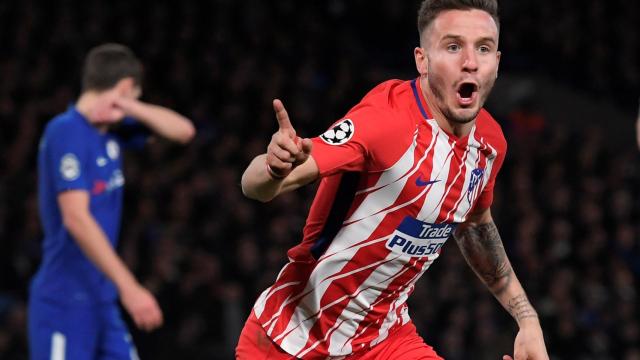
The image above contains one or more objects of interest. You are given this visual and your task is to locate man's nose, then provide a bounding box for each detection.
[462,48,478,72]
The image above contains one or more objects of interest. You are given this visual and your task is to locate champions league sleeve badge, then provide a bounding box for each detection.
[60,153,81,181]
[320,119,354,145]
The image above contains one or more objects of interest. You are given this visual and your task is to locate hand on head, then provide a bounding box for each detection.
[265,99,313,179]
[91,91,127,124]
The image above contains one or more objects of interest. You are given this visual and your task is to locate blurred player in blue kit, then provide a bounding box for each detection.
[29,43,195,359]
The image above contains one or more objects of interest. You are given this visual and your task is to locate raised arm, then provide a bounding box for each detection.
[454,207,548,360]
[114,97,196,144]
[241,99,318,202]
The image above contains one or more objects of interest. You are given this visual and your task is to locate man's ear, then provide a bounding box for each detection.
[495,50,501,79]
[414,47,428,76]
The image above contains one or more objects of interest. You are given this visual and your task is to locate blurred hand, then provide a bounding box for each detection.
[91,92,127,124]
[503,320,549,360]
[265,99,312,179]
[120,283,164,332]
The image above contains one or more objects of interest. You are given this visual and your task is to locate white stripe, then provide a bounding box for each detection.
[265,294,297,336]
[274,254,399,353]
[318,236,389,263]
[263,242,385,333]
[293,255,415,357]
[263,251,389,331]
[254,281,301,319]
[343,182,434,233]
[254,279,300,319]
[371,264,429,346]
[454,133,487,221]
[254,288,274,319]
[444,128,482,222]
[323,256,416,355]
[347,131,424,223]
[417,121,456,222]
[368,232,453,347]
[355,127,420,195]
[432,145,471,221]
[324,256,428,355]
[51,332,66,360]
[433,133,475,221]
[254,262,300,318]
[346,124,439,225]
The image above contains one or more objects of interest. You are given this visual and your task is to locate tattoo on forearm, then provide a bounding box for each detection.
[454,222,513,296]
[507,294,538,322]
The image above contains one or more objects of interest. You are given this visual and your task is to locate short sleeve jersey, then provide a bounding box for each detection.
[31,106,147,304]
[252,79,507,358]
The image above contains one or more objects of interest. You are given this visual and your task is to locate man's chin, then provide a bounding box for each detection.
[447,108,480,124]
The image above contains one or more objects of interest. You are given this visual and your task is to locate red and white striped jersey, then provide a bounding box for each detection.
[253,78,507,358]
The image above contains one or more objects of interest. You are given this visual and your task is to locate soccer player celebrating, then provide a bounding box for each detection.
[29,43,195,359]
[238,0,548,359]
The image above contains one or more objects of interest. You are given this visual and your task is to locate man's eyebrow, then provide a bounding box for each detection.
[440,34,496,44]
[441,34,463,42]
[476,36,497,45]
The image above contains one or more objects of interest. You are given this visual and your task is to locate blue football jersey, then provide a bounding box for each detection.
[31,106,147,304]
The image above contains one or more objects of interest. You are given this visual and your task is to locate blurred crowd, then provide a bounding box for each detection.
[0,0,639,359]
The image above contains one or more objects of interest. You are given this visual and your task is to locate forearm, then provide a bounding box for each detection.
[241,153,319,202]
[454,221,538,326]
[64,212,138,294]
[120,100,195,144]
[241,154,285,202]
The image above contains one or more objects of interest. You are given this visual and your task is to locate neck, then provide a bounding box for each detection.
[419,76,474,138]
[75,91,109,133]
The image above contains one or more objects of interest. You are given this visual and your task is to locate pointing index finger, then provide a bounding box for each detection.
[273,99,294,131]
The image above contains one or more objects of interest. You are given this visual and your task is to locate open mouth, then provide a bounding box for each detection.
[456,82,478,105]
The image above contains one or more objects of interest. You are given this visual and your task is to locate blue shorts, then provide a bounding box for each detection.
[28,297,138,360]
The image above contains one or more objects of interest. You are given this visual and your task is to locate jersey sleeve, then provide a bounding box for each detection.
[473,145,506,210]
[311,104,393,177]
[110,117,150,149]
[46,123,91,193]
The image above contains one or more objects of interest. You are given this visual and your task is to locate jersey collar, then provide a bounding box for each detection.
[410,77,432,120]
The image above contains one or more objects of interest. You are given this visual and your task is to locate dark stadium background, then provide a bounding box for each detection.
[0,1,639,359]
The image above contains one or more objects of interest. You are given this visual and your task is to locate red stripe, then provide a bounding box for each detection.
[442,135,484,222]
[342,256,428,350]
[346,171,384,220]
[296,229,397,353]
[257,262,316,336]
[291,249,403,357]
[344,122,438,228]
[434,138,471,222]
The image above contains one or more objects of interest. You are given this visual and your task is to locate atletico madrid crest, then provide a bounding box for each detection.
[467,168,485,202]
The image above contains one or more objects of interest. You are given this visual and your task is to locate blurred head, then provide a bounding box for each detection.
[82,43,143,98]
[414,0,500,124]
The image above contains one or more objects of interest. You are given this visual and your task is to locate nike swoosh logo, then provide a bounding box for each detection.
[415,176,440,187]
